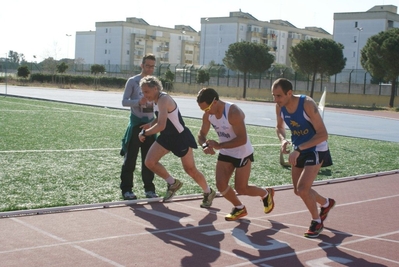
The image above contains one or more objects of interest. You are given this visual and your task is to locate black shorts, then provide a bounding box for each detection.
[295,150,333,168]
[218,153,254,168]
[156,128,198,157]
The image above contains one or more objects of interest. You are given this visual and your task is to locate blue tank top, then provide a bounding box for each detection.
[281,95,327,152]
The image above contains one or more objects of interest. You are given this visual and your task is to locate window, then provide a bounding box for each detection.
[105,28,108,33]
[105,39,107,44]
[353,51,356,57]
[355,21,358,28]
[127,50,129,55]
[354,36,357,43]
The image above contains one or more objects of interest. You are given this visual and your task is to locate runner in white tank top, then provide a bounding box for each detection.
[197,88,275,221]
[208,102,254,160]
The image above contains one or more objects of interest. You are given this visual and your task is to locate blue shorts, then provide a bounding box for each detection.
[295,150,333,168]
[218,153,254,168]
[156,128,198,157]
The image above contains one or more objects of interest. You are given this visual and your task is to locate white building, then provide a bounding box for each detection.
[75,17,200,67]
[75,31,95,64]
[75,11,330,70]
[333,5,399,82]
[200,11,331,66]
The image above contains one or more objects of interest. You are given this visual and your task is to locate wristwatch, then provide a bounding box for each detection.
[140,129,146,136]
[201,143,209,149]
[294,145,301,152]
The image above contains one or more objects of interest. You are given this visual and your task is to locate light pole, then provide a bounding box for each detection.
[202,18,209,66]
[355,27,363,83]
[66,34,72,59]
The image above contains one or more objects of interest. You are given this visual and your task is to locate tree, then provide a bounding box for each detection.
[196,69,210,84]
[91,64,106,89]
[8,50,25,63]
[290,38,346,98]
[162,69,175,91]
[17,65,30,79]
[56,62,69,74]
[223,41,274,98]
[91,64,106,75]
[361,28,399,107]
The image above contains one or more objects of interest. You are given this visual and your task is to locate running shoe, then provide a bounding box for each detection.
[263,187,275,214]
[225,206,248,221]
[320,198,336,222]
[145,191,159,198]
[304,220,324,238]
[200,188,216,208]
[123,192,137,200]
[163,179,183,202]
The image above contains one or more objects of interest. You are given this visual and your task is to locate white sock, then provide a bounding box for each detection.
[236,204,245,209]
[203,186,210,194]
[313,218,322,223]
[321,198,330,208]
[165,176,175,185]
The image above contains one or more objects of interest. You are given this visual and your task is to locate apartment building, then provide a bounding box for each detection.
[200,11,332,66]
[75,11,331,69]
[333,4,399,76]
[333,5,399,84]
[75,17,200,66]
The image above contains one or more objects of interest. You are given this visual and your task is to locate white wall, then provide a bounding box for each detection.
[75,32,95,64]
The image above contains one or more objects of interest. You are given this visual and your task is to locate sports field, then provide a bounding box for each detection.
[1,96,398,212]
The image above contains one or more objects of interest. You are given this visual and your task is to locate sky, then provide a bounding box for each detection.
[2,0,397,62]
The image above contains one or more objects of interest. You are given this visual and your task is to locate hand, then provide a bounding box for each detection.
[202,146,216,155]
[138,130,146,143]
[288,150,300,166]
[281,139,291,154]
[139,97,148,105]
[206,140,221,150]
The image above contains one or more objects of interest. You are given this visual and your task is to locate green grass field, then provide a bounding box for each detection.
[1,96,398,212]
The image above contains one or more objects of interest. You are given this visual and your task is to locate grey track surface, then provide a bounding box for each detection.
[1,85,398,142]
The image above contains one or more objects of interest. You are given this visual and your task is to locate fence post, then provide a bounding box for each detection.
[363,72,367,94]
[334,74,337,93]
[320,74,323,92]
[348,69,354,94]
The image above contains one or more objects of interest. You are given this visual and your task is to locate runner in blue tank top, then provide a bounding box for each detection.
[272,78,335,238]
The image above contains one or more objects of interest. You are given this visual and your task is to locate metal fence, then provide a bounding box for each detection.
[0,62,397,96]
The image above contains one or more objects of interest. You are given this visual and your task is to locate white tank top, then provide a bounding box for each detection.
[208,102,254,158]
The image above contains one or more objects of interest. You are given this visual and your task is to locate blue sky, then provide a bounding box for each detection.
[1,0,396,61]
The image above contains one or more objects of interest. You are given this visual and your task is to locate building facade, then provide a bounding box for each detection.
[75,11,331,70]
[75,17,200,67]
[333,5,399,83]
[200,11,332,67]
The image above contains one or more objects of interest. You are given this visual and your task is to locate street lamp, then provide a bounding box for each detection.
[66,34,72,59]
[202,18,209,66]
[355,27,363,83]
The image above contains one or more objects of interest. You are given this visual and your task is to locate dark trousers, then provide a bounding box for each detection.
[120,124,155,194]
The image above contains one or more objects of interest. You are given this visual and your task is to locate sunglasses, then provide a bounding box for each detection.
[202,97,216,112]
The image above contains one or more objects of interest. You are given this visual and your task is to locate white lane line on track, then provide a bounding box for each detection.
[0,148,119,153]
[9,218,124,267]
